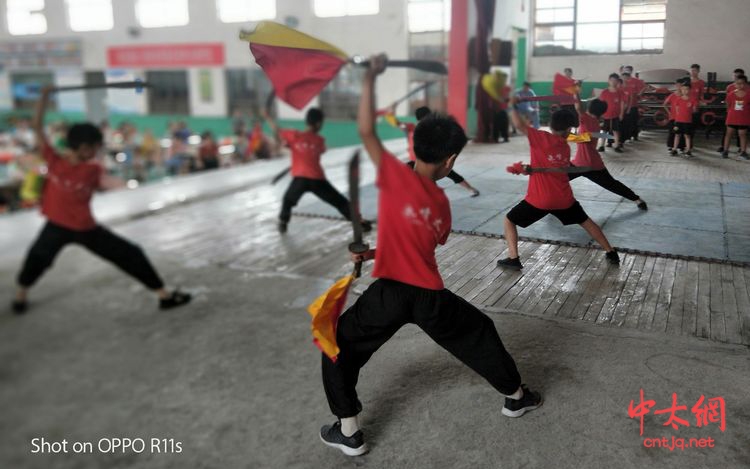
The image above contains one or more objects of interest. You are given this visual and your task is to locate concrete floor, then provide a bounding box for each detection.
[1,135,749,468]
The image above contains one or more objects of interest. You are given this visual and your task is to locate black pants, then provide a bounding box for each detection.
[322,279,522,418]
[406,160,464,184]
[666,120,685,149]
[622,107,639,141]
[280,177,350,223]
[493,110,509,142]
[17,222,164,290]
[569,168,639,201]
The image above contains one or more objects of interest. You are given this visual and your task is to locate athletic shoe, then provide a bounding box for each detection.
[614,146,624,153]
[667,147,673,152]
[597,146,605,152]
[497,257,523,270]
[12,300,27,314]
[721,151,729,159]
[717,146,724,153]
[361,220,373,233]
[606,142,613,148]
[278,221,287,234]
[471,190,481,198]
[502,385,543,418]
[670,150,679,157]
[685,150,692,157]
[637,201,648,211]
[319,421,368,456]
[159,290,192,310]
[740,152,750,161]
[606,250,620,265]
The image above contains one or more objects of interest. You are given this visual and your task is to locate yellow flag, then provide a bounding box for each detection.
[307,274,354,361]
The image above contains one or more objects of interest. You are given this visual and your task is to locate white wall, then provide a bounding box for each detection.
[526,0,748,83]
[493,0,528,40]
[0,0,410,118]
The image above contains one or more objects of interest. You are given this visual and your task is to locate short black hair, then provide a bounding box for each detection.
[415,106,431,121]
[523,81,531,87]
[737,75,748,83]
[587,99,608,118]
[564,68,573,74]
[66,123,103,150]
[676,77,691,86]
[624,65,634,71]
[622,71,631,77]
[734,68,745,74]
[550,109,576,132]
[305,108,324,126]
[691,64,700,70]
[412,113,468,164]
[608,73,620,80]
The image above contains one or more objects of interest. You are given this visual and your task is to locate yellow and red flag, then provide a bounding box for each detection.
[240,21,349,110]
[307,274,354,362]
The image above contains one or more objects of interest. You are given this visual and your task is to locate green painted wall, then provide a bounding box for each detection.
[0,111,408,149]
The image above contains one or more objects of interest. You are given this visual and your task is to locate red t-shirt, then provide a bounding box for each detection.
[40,140,102,231]
[599,89,624,119]
[622,78,645,107]
[663,93,680,120]
[372,151,450,290]
[280,129,326,180]
[572,113,605,170]
[726,83,736,94]
[524,127,575,210]
[672,96,698,123]
[689,78,705,103]
[726,91,750,126]
[403,122,417,162]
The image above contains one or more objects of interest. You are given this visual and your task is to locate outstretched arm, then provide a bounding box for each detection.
[260,105,281,141]
[33,86,53,151]
[508,96,529,136]
[358,54,388,168]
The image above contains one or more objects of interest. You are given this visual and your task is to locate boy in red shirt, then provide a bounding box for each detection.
[669,82,699,157]
[318,55,542,457]
[722,74,750,159]
[264,107,371,234]
[394,106,480,196]
[622,66,646,141]
[718,68,745,154]
[597,73,625,153]
[664,78,687,152]
[570,98,647,210]
[689,64,706,129]
[497,99,620,270]
[13,87,191,314]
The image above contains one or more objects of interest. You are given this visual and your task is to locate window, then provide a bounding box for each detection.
[7,0,47,36]
[136,0,189,28]
[66,0,113,32]
[225,69,272,117]
[146,71,189,114]
[217,0,275,23]
[408,0,450,33]
[319,67,364,119]
[533,0,666,55]
[313,0,378,18]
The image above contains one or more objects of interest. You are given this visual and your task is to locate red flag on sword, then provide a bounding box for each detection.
[553,72,579,96]
[240,21,349,110]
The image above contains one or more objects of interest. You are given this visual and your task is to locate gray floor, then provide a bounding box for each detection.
[294,169,750,263]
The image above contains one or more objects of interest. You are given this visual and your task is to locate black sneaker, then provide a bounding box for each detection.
[637,201,648,211]
[685,150,692,157]
[278,220,287,234]
[12,300,27,314]
[597,146,605,152]
[502,385,543,418]
[471,190,480,198]
[740,152,750,161]
[361,220,373,233]
[606,250,620,265]
[670,150,679,157]
[667,147,673,152]
[159,290,192,310]
[721,151,729,159]
[614,146,624,153]
[717,146,725,153]
[497,257,523,270]
[319,421,368,456]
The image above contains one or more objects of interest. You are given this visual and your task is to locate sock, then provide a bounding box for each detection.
[340,416,359,437]
[507,387,523,400]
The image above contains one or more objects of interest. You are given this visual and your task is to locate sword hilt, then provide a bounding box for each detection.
[349,242,370,279]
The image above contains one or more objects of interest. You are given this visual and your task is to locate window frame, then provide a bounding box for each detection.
[532,0,666,56]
